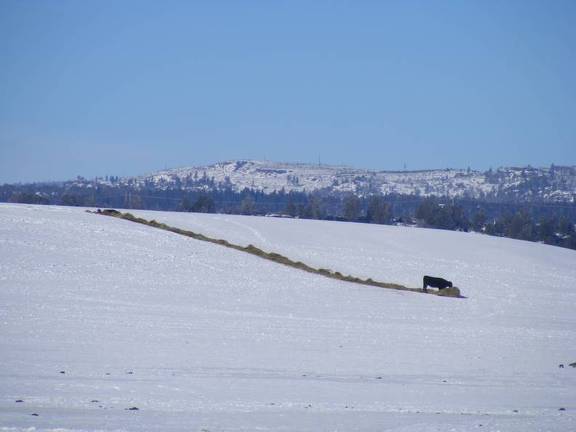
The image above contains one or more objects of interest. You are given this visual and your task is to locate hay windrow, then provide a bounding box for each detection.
[90,209,464,298]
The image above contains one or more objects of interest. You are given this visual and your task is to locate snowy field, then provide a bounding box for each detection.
[1,204,575,431]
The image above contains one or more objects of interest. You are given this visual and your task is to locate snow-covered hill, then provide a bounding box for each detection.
[112,160,576,202]
[1,203,575,431]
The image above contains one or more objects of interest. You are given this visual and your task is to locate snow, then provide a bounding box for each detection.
[1,203,575,431]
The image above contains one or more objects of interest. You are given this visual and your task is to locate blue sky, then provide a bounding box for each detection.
[1,0,575,183]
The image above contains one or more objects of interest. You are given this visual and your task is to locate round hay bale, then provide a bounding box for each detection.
[436,286,461,297]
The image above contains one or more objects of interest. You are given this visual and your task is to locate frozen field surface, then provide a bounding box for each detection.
[1,204,575,431]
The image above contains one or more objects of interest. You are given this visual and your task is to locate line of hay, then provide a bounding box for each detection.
[90,209,464,298]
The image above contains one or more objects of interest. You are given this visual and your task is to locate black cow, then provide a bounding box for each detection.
[423,275,452,293]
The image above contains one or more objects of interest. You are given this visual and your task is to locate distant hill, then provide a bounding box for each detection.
[104,160,576,203]
[3,160,576,203]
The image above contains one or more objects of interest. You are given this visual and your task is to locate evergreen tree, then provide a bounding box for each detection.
[307,195,325,220]
[505,211,535,241]
[558,216,575,236]
[240,195,256,215]
[343,194,361,221]
[537,217,557,244]
[472,210,487,232]
[191,195,215,213]
[285,196,297,217]
[366,195,391,224]
[180,197,193,212]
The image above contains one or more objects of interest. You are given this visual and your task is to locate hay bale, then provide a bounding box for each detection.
[436,286,461,297]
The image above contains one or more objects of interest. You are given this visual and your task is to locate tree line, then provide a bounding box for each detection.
[1,182,575,250]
